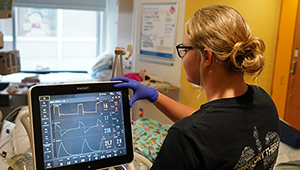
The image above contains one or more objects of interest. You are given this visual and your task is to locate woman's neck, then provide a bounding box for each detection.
[203,70,248,102]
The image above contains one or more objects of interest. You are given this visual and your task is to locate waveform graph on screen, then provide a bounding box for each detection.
[52,101,103,117]
[51,100,113,158]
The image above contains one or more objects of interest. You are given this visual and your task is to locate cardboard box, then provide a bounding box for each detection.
[0,50,21,75]
[10,50,20,73]
[0,52,11,75]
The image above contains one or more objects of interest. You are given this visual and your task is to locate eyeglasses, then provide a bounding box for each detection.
[176,43,194,58]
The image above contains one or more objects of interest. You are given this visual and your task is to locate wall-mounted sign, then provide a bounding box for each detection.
[139,3,177,61]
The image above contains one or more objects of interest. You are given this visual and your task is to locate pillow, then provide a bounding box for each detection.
[89,53,113,78]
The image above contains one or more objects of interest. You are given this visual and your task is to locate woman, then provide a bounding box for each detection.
[111,5,280,169]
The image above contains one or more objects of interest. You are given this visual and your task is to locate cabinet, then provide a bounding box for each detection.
[284,1,300,131]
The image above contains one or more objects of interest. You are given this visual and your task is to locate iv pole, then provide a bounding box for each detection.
[0,31,3,49]
[111,43,132,78]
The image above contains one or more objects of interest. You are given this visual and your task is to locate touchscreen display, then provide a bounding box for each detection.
[38,91,126,169]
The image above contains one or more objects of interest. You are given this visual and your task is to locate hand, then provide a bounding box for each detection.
[110,77,158,107]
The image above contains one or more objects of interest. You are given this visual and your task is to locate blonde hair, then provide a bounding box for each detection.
[185,5,265,76]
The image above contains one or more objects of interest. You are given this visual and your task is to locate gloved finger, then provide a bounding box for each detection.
[129,99,134,108]
[129,94,139,107]
[113,82,133,89]
[110,77,130,82]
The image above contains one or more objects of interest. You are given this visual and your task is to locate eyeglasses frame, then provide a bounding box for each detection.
[176,43,194,58]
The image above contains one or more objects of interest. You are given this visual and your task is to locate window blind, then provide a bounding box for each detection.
[14,0,106,11]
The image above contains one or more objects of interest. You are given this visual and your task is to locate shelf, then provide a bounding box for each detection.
[169,86,179,92]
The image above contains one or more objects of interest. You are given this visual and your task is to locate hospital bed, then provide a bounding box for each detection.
[1,106,300,170]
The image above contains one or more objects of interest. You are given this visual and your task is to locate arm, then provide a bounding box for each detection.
[154,92,196,122]
[111,77,196,122]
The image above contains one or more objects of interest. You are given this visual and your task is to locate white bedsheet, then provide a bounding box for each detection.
[275,142,300,169]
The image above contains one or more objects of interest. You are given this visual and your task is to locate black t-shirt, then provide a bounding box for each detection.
[151,85,280,170]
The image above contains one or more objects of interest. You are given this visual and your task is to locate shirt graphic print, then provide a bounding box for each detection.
[234,126,280,170]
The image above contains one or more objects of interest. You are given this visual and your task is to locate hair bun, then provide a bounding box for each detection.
[230,36,265,75]
[185,5,266,77]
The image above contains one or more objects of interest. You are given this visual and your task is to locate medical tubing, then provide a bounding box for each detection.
[0,106,27,137]
[0,123,18,143]
[2,106,27,123]
[0,134,28,156]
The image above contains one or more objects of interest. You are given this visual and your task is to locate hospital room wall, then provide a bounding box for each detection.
[117,0,133,48]
[116,0,134,69]
[180,0,282,109]
[119,0,282,121]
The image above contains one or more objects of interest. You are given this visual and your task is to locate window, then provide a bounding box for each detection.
[0,0,118,71]
[0,17,13,50]
[15,7,100,71]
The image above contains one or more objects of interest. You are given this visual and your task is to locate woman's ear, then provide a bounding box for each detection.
[203,48,213,67]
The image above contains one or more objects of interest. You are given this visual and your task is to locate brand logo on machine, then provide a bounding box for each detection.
[77,86,89,90]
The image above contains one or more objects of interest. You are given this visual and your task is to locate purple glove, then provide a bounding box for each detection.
[110,77,158,107]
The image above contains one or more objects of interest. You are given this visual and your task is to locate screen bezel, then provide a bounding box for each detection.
[28,81,133,170]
